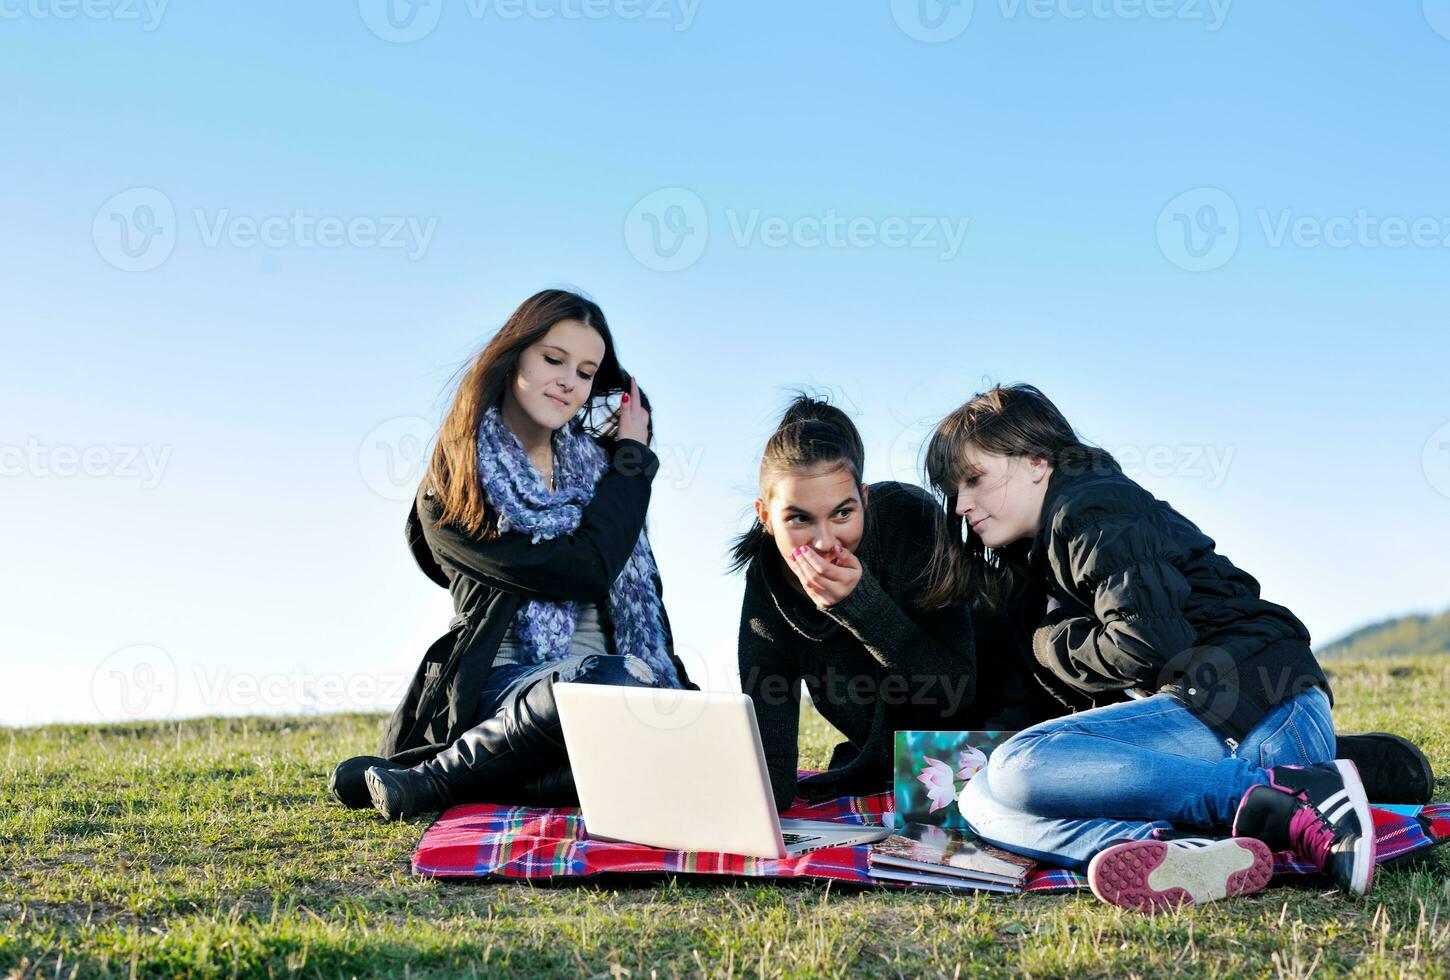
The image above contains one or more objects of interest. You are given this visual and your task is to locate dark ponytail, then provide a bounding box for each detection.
[728,392,866,574]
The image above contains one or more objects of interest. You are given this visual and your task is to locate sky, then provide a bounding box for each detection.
[3,1,1449,726]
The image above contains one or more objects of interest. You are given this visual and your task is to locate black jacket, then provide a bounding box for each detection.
[378,436,697,764]
[738,482,978,810]
[1027,462,1330,743]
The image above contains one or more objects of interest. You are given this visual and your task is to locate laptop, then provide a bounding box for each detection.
[554,683,891,858]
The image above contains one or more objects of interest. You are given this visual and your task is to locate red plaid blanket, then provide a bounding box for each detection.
[412,779,1449,894]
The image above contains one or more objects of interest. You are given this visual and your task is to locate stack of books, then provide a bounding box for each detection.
[868,822,1035,893]
[867,730,1035,892]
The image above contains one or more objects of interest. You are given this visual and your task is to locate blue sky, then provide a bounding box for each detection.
[4,1,1449,725]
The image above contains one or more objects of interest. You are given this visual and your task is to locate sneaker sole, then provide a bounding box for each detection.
[1088,838,1274,912]
[1333,759,1376,896]
[364,767,401,821]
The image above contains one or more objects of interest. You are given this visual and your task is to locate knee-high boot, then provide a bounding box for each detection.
[364,670,570,820]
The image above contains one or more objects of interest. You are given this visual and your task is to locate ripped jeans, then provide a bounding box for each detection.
[958,686,1336,869]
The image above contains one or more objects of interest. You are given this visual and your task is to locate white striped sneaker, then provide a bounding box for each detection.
[1231,760,1376,896]
[1088,836,1275,912]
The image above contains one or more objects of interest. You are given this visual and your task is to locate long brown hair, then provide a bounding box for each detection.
[426,289,643,535]
[922,383,1117,610]
[728,392,866,574]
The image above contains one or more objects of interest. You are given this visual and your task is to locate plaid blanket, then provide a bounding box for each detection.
[412,776,1450,894]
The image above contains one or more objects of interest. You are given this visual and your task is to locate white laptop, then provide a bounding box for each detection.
[554,683,891,858]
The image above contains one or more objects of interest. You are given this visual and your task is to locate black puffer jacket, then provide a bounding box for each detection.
[1027,462,1330,743]
[378,436,697,764]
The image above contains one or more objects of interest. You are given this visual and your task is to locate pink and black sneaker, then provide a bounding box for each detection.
[1232,760,1376,896]
[1088,836,1274,912]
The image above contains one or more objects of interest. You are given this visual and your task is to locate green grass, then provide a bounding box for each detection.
[3,656,1448,979]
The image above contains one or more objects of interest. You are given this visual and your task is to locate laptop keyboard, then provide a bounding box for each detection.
[780,832,822,846]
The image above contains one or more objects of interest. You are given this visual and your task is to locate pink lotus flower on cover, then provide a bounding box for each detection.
[916,756,958,813]
[956,746,989,782]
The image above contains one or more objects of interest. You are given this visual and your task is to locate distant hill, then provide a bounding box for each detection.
[1316,607,1450,660]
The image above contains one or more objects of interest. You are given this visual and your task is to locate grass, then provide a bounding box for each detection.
[3,656,1448,979]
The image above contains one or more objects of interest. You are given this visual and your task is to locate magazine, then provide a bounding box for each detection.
[893,730,1018,830]
[868,822,1036,891]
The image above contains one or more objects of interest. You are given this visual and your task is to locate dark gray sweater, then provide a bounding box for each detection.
[737,482,978,810]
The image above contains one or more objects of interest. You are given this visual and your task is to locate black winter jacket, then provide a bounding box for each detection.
[1027,462,1330,743]
[738,482,978,810]
[378,436,697,764]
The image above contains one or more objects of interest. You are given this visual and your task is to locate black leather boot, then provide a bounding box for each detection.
[328,755,398,809]
[365,670,570,821]
[1335,732,1435,805]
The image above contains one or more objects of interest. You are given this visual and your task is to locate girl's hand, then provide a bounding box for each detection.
[788,543,862,610]
[616,377,651,445]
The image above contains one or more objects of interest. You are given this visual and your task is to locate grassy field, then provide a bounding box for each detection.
[3,656,1448,979]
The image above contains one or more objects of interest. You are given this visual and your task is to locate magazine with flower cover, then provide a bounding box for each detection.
[892,730,1018,830]
[868,822,1036,889]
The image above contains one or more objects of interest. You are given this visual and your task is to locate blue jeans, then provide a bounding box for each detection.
[476,652,668,725]
[958,686,1336,869]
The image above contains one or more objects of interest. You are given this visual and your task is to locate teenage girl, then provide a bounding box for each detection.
[329,289,695,819]
[922,383,1375,911]
[732,395,981,810]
